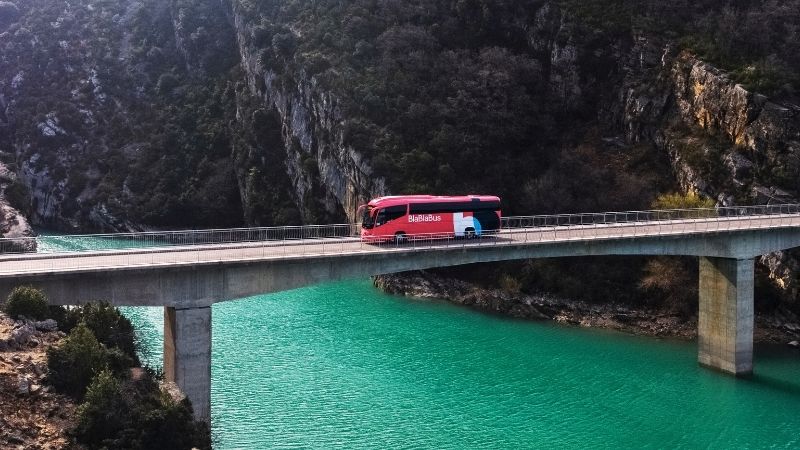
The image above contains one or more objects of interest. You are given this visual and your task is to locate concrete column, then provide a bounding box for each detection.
[164,306,212,422]
[698,257,754,376]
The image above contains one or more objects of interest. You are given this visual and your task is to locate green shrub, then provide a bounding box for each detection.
[4,286,49,320]
[651,191,715,210]
[48,302,209,447]
[47,305,68,329]
[156,73,179,95]
[105,346,136,376]
[639,256,698,316]
[498,274,522,294]
[0,1,20,30]
[46,322,126,400]
[61,302,140,364]
[74,369,126,447]
[75,370,211,450]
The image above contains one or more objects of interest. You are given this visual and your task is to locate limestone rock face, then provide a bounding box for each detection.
[670,54,800,175]
[0,200,35,251]
[671,57,768,146]
[619,47,800,306]
[229,0,388,222]
[258,68,388,222]
[0,162,35,251]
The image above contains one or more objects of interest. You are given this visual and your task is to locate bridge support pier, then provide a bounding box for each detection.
[698,257,754,376]
[164,306,212,422]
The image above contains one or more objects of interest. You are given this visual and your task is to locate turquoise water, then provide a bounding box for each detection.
[38,233,800,448]
[123,281,800,449]
[36,232,168,253]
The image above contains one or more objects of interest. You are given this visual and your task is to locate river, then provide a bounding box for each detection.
[39,235,800,448]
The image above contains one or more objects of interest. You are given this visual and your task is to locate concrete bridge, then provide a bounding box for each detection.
[1,204,799,422]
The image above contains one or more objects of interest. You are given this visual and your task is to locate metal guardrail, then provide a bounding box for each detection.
[0,204,798,257]
[0,224,361,255]
[500,203,800,228]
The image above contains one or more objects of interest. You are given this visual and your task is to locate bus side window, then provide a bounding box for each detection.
[375,205,407,227]
[384,205,407,222]
[375,209,387,226]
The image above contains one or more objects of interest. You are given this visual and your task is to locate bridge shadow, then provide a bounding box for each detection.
[743,373,800,396]
[741,344,800,395]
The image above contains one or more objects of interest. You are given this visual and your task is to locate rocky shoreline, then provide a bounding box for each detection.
[0,313,78,450]
[374,271,800,347]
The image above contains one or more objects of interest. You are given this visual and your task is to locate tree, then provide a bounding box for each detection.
[74,370,127,447]
[639,257,698,315]
[0,1,20,30]
[651,191,714,210]
[642,193,712,314]
[156,73,180,95]
[47,322,111,400]
[75,370,211,449]
[4,286,49,321]
[272,32,297,58]
[61,302,140,363]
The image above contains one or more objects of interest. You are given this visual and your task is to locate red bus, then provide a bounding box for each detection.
[359,195,501,242]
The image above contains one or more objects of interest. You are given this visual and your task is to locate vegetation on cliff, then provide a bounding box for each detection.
[3,0,797,223]
[48,302,210,449]
[559,0,800,97]
[3,288,209,449]
[3,286,50,321]
[1,0,246,229]
[1,0,799,314]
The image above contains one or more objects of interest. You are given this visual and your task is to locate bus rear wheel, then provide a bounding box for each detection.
[394,232,407,244]
[465,228,476,239]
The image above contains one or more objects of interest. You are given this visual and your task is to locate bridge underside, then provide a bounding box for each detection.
[3,227,798,308]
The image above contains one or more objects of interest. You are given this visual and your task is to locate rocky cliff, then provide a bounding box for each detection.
[0,162,35,251]
[376,270,800,343]
[619,44,800,306]
[0,313,76,449]
[231,2,389,223]
[0,0,799,310]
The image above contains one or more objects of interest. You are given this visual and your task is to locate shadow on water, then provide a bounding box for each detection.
[746,373,800,396]
[747,343,800,395]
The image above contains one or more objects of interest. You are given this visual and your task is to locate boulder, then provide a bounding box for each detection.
[788,340,799,349]
[32,319,57,332]
[32,362,44,376]
[16,375,30,395]
[10,323,35,347]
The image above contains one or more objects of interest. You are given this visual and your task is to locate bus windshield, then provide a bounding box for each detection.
[361,206,375,229]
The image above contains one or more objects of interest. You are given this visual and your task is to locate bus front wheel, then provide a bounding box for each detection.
[465,228,476,239]
[394,232,407,244]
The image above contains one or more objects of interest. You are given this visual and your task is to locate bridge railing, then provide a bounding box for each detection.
[500,203,800,229]
[0,204,798,256]
[0,223,361,255]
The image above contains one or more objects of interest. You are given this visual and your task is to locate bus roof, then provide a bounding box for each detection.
[366,195,500,208]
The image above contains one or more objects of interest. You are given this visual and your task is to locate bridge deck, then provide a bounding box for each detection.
[1,214,798,277]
